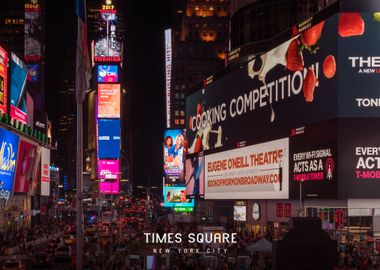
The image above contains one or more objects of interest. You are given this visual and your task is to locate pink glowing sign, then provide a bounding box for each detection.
[98,159,119,194]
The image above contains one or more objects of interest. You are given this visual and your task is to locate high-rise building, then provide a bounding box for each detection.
[169,0,230,128]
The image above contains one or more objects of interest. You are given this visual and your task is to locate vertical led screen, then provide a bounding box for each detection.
[24,0,43,62]
[97,65,118,83]
[185,155,205,197]
[165,29,172,128]
[98,159,119,194]
[97,118,120,158]
[10,53,28,124]
[40,147,50,196]
[163,129,186,185]
[0,127,19,202]
[97,84,120,118]
[13,139,37,193]
[0,47,8,115]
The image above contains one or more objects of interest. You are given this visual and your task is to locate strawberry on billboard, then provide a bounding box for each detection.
[186,15,339,155]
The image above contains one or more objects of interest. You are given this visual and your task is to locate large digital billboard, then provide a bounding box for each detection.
[186,15,339,155]
[97,119,120,158]
[40,147,50,196]
[97,65,118,83]
[164,129,186,185]
[165,29,172,128]
[10,53,28,124]
[163,186,195,208]
[205,138,289,200]
[97,84,120,118]
[0,128,19,202]
[24,0,43,62]
[98,159,119,194]
[13,139,37,193]
[185,155,205,197]
[0,47,8,115]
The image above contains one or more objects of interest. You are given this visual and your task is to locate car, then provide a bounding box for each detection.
[2,259,23,270]
[32,252,49,269]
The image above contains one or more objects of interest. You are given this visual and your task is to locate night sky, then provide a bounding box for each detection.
[45,0,171,188]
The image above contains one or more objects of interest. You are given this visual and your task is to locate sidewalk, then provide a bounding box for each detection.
[1,232,64,257]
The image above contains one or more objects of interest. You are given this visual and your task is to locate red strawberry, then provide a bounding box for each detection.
[303,68,317,102]
[338,13,365,37]
[301,21,325,47]
[286,39,304,72]
[323,55,336,79]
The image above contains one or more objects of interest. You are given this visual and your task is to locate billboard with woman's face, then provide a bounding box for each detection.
[163,129,187,185]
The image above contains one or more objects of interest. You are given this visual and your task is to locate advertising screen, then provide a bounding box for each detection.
[13,139,37,193]
[40,147,50,196]
[0,128,19,202]
[234,206,247,221]
[26,64,38,82]
[165,29,172,128]
[98,159,119,194]
[98,84,120,118]
[163,186,195,208]
[25,1,43,61]
[97,65,118,83]
[0,46,8,115]
[205,138,289,200]
[97,119,120,158]
[94,37,122,62]
[289,120,337,199]
[186,14,339,155]
[10,53,28,124]
[163,129,186,185]
[185,156,205,197]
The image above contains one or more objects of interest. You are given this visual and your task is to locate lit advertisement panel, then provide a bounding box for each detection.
[40,147,50,196]
[0,46,8,115]
[186,14,339,155]
[13,139,37,193]
[24,1,42,61]
[164,129,186,185]
[97,65,118,83]
[97,119,120,159]
[205,138,289,200]
[26,64,38,82]
[98,159,119,194]
[10,53,28,124]
[0,127,19,202]
[185,156,205,197]
[97,84,120,118]
[165,29,172,128]
[234,206,247,221]
[163,186,195,208]
[94,37,122,63]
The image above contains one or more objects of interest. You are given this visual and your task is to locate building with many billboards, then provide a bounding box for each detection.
[186,0,380,243]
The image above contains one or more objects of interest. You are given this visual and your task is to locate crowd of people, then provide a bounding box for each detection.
[334,242,380,270]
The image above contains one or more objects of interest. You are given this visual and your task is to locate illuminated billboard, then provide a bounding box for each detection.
[163,186,195,208]
[94,37,122,63]
[13,139,37,193]
[165,29,172,128]
[0,127,19,202]
[233,206,247,221]
[40,147,50,196]
[97,65,118,83]
[24,0,43,62]
[26,64,38,82]
[98,159,119,194]
[185,156,205,197]
[205,138,289,200]
[97,119,120,158]
[164,129,186,185]
[0,47,8,115]
[97,84,120,118]
[10,53,28,124]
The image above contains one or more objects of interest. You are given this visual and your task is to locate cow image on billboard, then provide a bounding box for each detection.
[40,147,50,196]
[205,138,289,200]
[13,139,37,193]
[185,155,205,197]
[98,159,119,194]
[97,84,120,118]
[164,129,186,185]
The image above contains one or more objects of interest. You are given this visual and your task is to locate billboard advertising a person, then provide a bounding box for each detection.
[13,139,37,193]
[0,127,19,202]
[0,46,8,115]
[10,53,28,124]
[163,129,186,185]
[97,84,120,118]
[98,159,119,194]
[163,186,195,208]
[185,155,205,197]
[97,118,120,159]
[205,138,289,200]
[40,147,50,196]
[186,14,339,155]
[97,65,118,83]
[289,120,337,199]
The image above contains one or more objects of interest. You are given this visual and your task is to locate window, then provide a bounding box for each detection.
[180,111,185,116]
[175,111,179,116]
[175,119,179,125]
[180,119,185,125]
